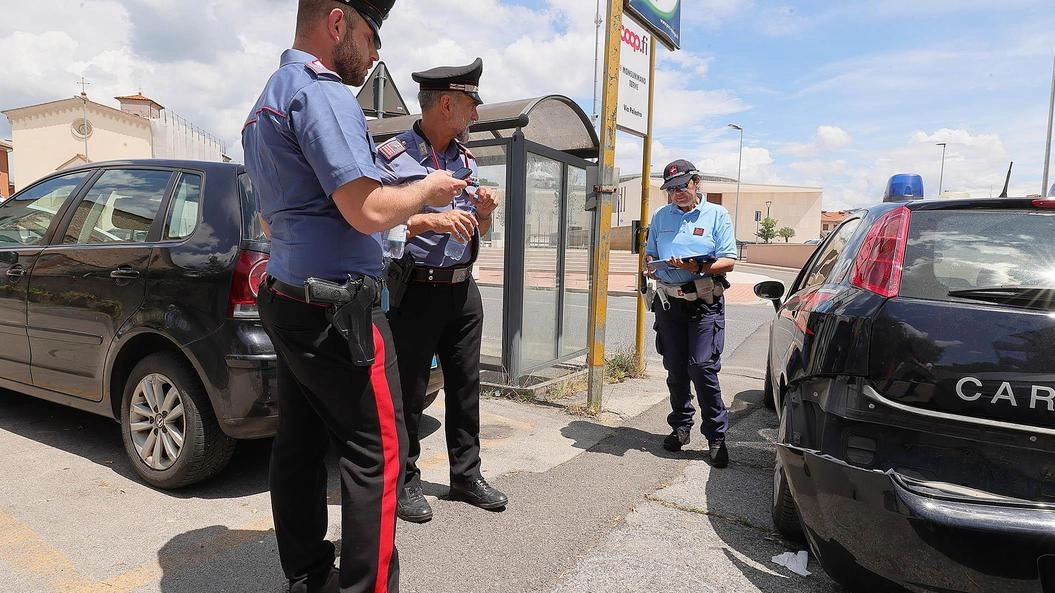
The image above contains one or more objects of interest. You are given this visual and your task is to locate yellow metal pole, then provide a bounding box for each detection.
[586,0,623,413]
[634,34,657,373]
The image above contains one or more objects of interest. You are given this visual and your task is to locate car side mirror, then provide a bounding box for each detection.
[753,280,785,312]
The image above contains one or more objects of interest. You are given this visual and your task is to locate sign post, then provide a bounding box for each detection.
[586,0,625,413]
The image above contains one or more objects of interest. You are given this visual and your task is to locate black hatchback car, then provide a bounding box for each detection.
[0,160,440,489]
[756,198,1055,593]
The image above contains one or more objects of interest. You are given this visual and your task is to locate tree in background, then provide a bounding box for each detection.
[756,217,778,243]
[777,226,796,242]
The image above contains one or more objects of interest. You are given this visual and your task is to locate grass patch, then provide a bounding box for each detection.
[605,347,647,383]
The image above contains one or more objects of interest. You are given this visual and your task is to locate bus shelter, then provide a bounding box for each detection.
[369,95,600,380]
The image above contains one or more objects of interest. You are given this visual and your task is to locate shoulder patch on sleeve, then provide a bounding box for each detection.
[304,60,340,80]
[378,138,407,161]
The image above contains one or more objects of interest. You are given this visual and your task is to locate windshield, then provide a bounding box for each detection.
[900,210,1055,301]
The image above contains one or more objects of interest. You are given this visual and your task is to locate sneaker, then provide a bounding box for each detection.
[449,478,508,510]
[662,427,691,452]
[709,439,729,468]
[396,485,433,523]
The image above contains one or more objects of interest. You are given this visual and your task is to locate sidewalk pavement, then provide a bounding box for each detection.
[400,322,838,593]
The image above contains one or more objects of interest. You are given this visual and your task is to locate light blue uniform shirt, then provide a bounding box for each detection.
[241,48,383,284]
[645,200,737,285]
[375,122,476,268]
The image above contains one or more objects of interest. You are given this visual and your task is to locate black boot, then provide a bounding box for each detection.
[289,566,338,593]
[662,427,691,452]
[709,438,729,468]
[449,478,508,510]
[397,485,433,523]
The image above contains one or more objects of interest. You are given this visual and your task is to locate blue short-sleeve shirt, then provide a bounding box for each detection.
[375,122,477,268]
[241,49,383,284]
[645,200,737,284]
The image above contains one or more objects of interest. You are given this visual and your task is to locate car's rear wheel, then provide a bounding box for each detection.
[772,460,804,541]
[120,353,235,489]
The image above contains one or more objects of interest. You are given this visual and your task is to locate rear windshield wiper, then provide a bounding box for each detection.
[947,286,1055,310]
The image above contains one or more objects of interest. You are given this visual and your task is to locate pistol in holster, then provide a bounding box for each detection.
[383,252,415,311]
[304,275,379,367]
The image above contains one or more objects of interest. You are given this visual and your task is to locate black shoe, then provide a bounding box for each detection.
[397,485,433,523]
[289,566,338,593]
[709,439,729,468]
[662,427,691,452]
[449,478,508,510]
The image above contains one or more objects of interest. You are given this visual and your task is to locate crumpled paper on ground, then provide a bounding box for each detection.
[771,550,811,576]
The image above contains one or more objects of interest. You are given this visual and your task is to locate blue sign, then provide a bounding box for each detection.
[625,0,681,50]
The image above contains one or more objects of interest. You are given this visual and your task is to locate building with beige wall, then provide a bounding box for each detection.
[2,93,225,189]
[615,173,824,247]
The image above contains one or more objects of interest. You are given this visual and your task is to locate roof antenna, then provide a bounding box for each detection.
[998,161,1013,198]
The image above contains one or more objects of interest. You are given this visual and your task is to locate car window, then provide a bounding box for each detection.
[901,210,1055,300]
[63,169,173,245]
[238,173,267,242]
[0,171,91,246]
[164,173,202,240]
[799,218,861,291]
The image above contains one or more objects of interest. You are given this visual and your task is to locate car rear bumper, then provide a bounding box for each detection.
[779,445,1055,593]
[221,353,278,438]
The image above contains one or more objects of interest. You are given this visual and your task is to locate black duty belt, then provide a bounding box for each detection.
[410,265,472,284]
[266,275,381,306]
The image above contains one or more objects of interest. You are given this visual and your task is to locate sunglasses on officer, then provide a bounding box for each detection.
[665,181,693,194]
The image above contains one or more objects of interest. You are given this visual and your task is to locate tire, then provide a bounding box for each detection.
[763,362,776,411]
[120,352,236,489]
[772,459,804,541]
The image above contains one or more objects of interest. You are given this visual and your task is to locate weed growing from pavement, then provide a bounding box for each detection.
[605,347,647,383]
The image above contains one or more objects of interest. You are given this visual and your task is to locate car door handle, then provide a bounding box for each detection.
[110,267,141,280]
[5,265,25,279]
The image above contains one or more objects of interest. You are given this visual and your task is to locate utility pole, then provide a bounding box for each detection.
[586,0,623,413]
[936,142,947,196]
[76,77,91,159]
[1042,53,1055,197]
[728,124,743,242]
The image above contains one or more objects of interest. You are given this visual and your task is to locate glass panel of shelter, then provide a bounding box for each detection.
[469,143,509,367]
[560,165,590,357]
[520,152,562,370]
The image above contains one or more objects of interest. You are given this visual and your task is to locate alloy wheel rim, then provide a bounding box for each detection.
[128,373,186,471]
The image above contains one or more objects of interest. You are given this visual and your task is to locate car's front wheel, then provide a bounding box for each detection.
[120,353,235,489]
[763,360,776,411]
[772,460,804,541]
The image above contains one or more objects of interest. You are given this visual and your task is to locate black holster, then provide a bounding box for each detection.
[383,252,415,311]
[306,275,379,367]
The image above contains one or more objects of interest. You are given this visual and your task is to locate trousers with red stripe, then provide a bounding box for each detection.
[259,288,407,593]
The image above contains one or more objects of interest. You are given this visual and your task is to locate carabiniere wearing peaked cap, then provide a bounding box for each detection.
[412,57,485,105]
[337,0,394,48]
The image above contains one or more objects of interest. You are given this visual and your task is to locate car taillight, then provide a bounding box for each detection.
[1032,199,1055,209]
[851,206,910,298]
[228,250,269,319]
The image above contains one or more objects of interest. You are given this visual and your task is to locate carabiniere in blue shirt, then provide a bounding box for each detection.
[645,199,737,285]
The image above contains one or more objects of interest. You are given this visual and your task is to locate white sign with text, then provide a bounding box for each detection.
[617,14,651,137]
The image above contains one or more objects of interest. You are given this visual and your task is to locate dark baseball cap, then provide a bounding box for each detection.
[661,159,699,190]
[339,0,393,49]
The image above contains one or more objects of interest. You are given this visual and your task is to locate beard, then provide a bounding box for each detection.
[456,125,471,144]
[333,34,368,86]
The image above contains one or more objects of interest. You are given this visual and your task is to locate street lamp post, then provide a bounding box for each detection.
[728,123,743,242]
[936,142,947,197]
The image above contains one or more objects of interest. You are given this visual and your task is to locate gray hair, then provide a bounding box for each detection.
[417,90,447,113]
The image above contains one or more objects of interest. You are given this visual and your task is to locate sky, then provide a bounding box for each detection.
[1,0,1054,209]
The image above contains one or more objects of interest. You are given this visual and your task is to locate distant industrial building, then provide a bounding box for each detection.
[2,92,227,190]
[613,172,823,248]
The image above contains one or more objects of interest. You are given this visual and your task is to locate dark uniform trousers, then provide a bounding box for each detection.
[654,296,730,442]
[258,287,407,593]
[387,275,484,489]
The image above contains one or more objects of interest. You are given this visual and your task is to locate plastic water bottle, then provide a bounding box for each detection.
[444,202,476,260]
[382,223,407,259]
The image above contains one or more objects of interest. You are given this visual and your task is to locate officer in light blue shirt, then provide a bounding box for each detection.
[645,159,737,467]
[240,2,466,591]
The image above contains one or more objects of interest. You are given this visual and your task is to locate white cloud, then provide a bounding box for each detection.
[782,125,853,157]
